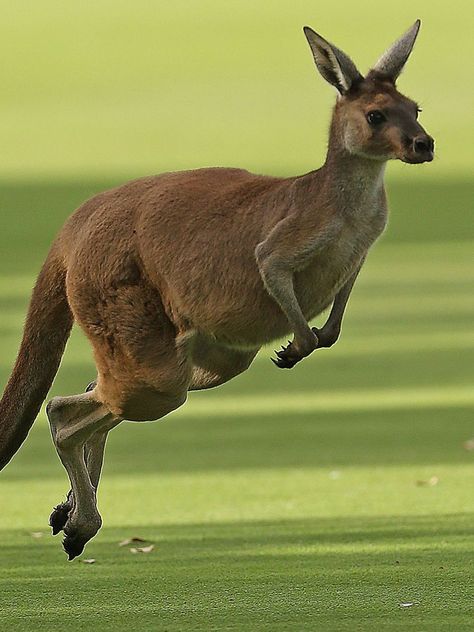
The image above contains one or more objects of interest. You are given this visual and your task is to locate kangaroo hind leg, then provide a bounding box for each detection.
[49,414,119,536]
[47,391,121,559]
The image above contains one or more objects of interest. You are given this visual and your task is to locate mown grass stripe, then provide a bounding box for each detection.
[180,385,474,417]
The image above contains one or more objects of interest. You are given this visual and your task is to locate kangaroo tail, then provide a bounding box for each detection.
[0,243,73,470]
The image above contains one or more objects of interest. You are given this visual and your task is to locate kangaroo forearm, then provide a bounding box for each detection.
[319,259,365,345]
[255,218,326,346]
[257,259,313,343]
[261,265,311,335]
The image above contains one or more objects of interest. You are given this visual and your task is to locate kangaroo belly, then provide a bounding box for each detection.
[158,251,359,348]
[154,229,372,347]
[159,265,291,348]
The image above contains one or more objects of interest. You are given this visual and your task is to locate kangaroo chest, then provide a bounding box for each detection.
[295,204,387,319]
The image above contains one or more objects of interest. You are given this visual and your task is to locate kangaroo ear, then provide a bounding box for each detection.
[303,26,363,94]
[372,20,421,82]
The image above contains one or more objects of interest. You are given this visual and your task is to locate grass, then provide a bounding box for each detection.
[0,1,473,629]
[0,179,473,630]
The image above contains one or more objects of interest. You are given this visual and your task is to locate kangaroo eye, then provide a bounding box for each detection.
[366,110,386,126]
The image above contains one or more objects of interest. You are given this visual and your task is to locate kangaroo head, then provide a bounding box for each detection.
[304,20,434,164]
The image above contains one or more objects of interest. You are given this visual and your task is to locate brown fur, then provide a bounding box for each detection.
[0,23,433,558]
[0,246,73,469]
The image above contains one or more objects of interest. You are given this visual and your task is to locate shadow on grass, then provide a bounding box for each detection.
[3,403,473,482]
[1,512,474,558]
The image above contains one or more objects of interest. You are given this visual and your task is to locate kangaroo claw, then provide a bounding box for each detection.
[271,342,301,369]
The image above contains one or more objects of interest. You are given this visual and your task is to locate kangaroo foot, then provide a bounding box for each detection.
[63,529,89,560]
[50,503,71,535]
[49,492,74,535]
[62,512,102,561]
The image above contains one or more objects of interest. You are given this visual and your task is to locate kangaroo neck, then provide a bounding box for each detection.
[318,122,387,213]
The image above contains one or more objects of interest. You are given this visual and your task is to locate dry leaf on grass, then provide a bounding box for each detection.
[79,558,96,564]
[118,537,149,547]
[130,545,154,554]
[415,476,439,487]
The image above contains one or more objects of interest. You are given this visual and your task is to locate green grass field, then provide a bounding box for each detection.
[0,1,473,630]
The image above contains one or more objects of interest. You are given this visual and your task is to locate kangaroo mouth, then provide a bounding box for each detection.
[401,152,434,164]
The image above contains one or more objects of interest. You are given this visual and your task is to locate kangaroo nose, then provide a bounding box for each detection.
[413,135,434,155]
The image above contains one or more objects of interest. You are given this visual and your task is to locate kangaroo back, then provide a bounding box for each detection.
[0,242,73,470]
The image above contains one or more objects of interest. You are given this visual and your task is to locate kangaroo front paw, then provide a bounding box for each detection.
[271,341,303,369]
[311,326,339,349]
[271,331,319,369]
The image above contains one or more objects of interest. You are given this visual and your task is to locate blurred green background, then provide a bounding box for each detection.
[0,1,473,631]
[0,0,471,179]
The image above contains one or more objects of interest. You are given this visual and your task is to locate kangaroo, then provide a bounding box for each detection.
[0,21,433,559]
